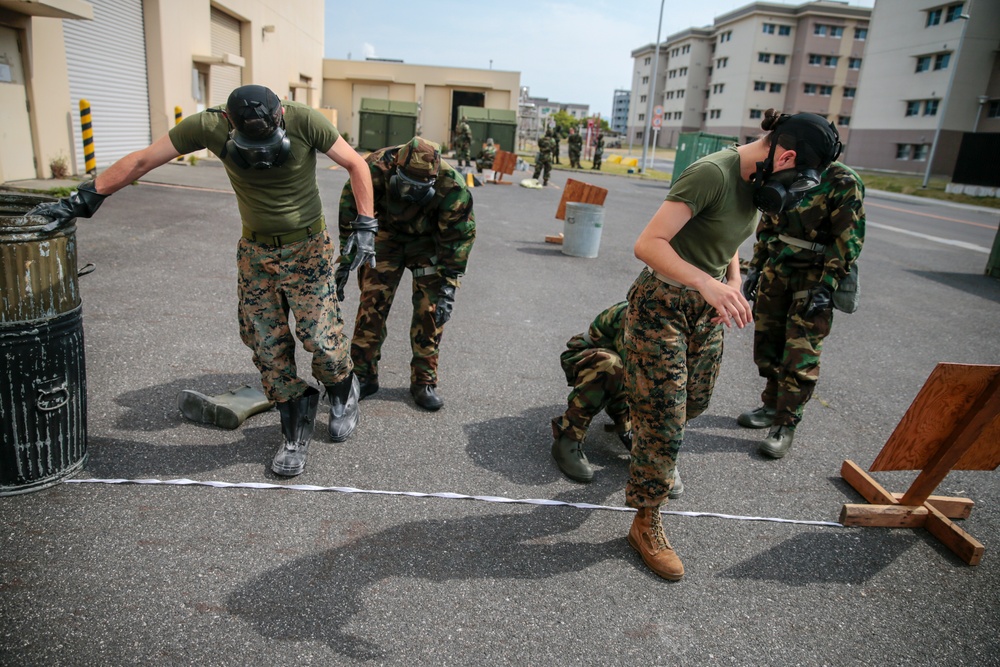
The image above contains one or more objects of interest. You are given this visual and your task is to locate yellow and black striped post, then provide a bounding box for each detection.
[174,106,184,161]
[79,99,96,175]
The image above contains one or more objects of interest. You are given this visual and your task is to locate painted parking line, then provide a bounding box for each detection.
[869,221,991,254]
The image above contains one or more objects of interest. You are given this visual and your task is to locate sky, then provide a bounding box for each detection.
[325,0,876,118]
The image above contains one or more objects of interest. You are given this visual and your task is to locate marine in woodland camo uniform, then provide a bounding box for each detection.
[568,129,583,169]
[455,119,473,167]
[476,138,496,173]
[747,162,865,433]
[532,130,555,185]
[338,138,476,395]
[552,302,631,444]
[591,133,604,170]
[552,130,561,164]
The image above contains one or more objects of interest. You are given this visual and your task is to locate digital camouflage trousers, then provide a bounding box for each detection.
[753,264,834,429]
[551,339,631,444]
[237,228,352,403]
[349,231,445,386]
[624,269,723,508]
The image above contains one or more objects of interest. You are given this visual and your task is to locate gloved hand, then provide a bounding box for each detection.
[333,261,351,302]
[742,266,761,302]
[343,215,378,271]
[804,284,834,317]
[26,181,106,231]
[434,282,457,327]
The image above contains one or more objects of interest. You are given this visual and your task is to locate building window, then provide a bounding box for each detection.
[916,56,932,72]
[677,89,684,98]
[710,109,721,119]
[644,57,651,65]
[926,8,942,26]
[770,83,783,93]
[717,57,728,68]
[924,99,939,116]
[896,144,911,160]
[849,57,862,69]
[844,87,856,98]
[934,53,951,70]
[750,109,763,119]
[636,130,643,140]
[814,24,827,36]
[712,83,725,94]
[905,101,921,116]
[759,53,772,63]
[809,54,822,65]
[642,76,649,84]
[820,85,833,96]
[830,26,844,37]
[913,144,930,160]
[855,27,868,40]
[640,95,647,103]
[679,67,688,76]
[988,100,1000,118]
[945,3,964,21]
[638,113,645,121]
[838,116,850,126]
[774,54,787,65]
[674,111,682,120]
[805,84,817,95]
[763,23,776,34]
[754,81,767,91]
[779,25,791,36]
[824,56,839,67]
[683,45,690,54]
[720,31,732,42]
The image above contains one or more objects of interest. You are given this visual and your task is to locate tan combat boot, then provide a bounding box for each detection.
[627,507,685,581]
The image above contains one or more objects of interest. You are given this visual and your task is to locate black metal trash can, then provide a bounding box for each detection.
[1,193,88,495]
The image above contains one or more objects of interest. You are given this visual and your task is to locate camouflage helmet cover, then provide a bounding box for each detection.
[396,137,441,182]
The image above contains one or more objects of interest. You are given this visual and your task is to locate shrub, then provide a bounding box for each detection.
[49,154,70,179]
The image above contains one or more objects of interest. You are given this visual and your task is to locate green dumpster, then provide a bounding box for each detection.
[458,105,517,155]
[358,98,419,151]
[673,131,739,179]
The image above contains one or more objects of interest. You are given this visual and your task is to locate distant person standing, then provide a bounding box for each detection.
[568,128,583,169]
[533,129,555,186]
[454,116,473,168]
[592,132,604,170]
[552,129,561,165]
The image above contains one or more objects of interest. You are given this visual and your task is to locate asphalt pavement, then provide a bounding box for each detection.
[2,158,999,666]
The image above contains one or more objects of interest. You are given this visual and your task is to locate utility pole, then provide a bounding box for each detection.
[639,0,665,173]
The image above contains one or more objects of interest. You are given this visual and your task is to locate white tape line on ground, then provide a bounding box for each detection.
[66,477,842,527]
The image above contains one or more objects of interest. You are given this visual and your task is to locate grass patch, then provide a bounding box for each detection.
[855,170,999,209]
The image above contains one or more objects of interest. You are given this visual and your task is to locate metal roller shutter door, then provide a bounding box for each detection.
[63,0,150,172]
[210,8,243,106]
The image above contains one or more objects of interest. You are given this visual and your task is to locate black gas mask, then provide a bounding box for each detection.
[389,167,436,206]
[223,85,291,170]
[750,113,843,216]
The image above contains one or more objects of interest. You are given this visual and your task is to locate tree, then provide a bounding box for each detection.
[549,110,580,138]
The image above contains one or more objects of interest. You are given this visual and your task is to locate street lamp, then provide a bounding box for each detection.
[974,94,990,132]
[922,6,972,188]
[639,0,665,173]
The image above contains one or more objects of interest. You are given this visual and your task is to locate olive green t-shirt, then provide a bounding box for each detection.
[168,101,340,234]
[664,147,757,280]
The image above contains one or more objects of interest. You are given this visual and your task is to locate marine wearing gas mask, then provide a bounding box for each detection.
[221,85,292,170]
[749,112,843,216]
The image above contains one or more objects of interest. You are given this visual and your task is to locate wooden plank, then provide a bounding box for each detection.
[872,363,1000,472]
[839,503,928,528]
[891,493,974,519]
[924,502,985,565]
[900,373,1000,505]
[555,178,609,220]
[492,149,517,176]
[544,233,564,245]
[841,460,898,505]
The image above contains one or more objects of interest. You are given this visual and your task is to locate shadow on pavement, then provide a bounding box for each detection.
[907,269,1000,304]
[226,488,623,661]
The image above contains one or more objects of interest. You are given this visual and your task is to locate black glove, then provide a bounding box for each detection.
[343,215,378,271]
[804,284,834,317]
[434,282,457,327]
[742,266,761,302]
[26,181,106,231]
[333,261,351,302]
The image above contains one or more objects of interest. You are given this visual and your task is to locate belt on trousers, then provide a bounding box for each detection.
[778,234,826,253]
[651,269,694,290]
[411,255,439,278]
[242,219,325,246]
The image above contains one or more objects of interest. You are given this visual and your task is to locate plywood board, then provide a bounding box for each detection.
[555,179,609,220]
[492,149,517,176]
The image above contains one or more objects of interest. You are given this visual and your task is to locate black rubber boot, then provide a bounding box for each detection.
[410,383,444,411]
[178,385,273,429]
[551,436,594,483]
[272,387,319,477]
[759,425,796,459]
[737,406,776,429]
[358,375,379,400]
[325,374,360,442]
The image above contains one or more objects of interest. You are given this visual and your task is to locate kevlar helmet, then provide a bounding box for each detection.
[390,137,440,205]
[224,85,291,169]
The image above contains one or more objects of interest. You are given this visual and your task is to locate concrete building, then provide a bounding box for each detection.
[627,42,667,148]
[611,89,630,135]
[517,89,589,145]
[320,59,519,151]
[1,0,326,180]
[627,1,871,150]
[846,0,1000,176]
